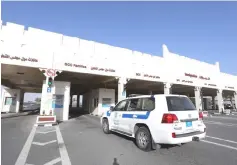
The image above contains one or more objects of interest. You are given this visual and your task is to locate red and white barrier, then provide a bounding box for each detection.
[202,111,209,117]
[35,115,57,127]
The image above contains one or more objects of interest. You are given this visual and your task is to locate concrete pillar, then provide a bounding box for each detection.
[77,95,80,108]
[234,91,237,109]
[164,83,172,94]
[118,77,128,102]
[19,90,25,112]
[194,87,203,111]
[217,89,224,113]
[69,95,72,109]
[212,96,216,110]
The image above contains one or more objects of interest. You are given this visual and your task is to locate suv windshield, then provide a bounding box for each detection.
[166,96,196,111]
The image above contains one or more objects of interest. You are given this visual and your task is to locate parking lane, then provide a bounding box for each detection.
[60,115,237,165]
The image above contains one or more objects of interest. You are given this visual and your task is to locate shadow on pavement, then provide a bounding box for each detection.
[1,109,40,119]
[112,131,136,146]
[26,110,40,115]
[68,108,89,120]
[112,131,178,150]
[113,158,120,165]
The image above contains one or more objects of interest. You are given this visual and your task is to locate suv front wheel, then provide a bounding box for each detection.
[135,126,152,151]
[102,119,110,134]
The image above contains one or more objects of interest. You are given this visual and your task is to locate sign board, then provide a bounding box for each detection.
[46,69,55,77]
[52,94,64,108]
[102,98,112,108]
[47,87,51,93]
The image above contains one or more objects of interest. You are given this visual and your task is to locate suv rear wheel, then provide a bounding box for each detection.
[102,119,110,134]
[135,126,152,151]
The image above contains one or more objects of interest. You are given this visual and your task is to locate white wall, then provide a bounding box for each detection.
[1,22,237,93]
[1,88,21,113]
[162,44,236,90]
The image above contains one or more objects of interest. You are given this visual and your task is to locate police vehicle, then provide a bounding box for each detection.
[101,94,206,151]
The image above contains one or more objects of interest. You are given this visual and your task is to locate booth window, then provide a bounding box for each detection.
[5,97,16,105]
[142,97,155,111]
[127,99,141,111]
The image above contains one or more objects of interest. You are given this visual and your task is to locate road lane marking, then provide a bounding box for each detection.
[36,130,56,134]
[32,140,57,146]
[208,116,237,120]
[55,125,72,165]
[15,126,37,165]
[206,136,237,144]
[202,140,237,151]
[205,121,237,127]
[44,157,61,165]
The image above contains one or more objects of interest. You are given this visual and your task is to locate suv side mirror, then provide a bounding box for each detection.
[110,106,114,111]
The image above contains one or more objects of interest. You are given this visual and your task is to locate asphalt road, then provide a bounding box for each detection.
[1,114,237,165]
[1,115,37,165]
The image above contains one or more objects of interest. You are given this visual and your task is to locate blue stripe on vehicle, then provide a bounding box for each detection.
[122,111,150,119]
[106,111,111,117]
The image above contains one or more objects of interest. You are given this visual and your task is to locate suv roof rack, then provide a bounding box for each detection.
[128,94,143,97]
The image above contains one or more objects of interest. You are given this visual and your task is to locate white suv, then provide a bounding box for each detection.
[101,94,206,151]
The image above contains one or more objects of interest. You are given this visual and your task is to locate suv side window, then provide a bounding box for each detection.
[113,100,127,111]
[141,97,155,111]
[127,98,142,111]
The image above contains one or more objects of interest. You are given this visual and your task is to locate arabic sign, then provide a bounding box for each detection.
[1,54,38,62]
[91,66,115,73]
[176,79,193,84]
[136,73,160,79]
[184,72,210,80]
[225,86,234,90]
[204,83,217,87]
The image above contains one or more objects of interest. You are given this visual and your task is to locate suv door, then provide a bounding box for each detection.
[120,97,155,135]
[118,98,142,135]
[109,100,128,131]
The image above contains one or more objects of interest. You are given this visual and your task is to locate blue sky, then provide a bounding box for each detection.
[1,2,237,102]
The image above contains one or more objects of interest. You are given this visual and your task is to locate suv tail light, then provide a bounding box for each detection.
[162,113,178,123]
[199,111,203,120]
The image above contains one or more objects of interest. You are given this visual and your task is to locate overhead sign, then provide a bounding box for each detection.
[46,69,55,77]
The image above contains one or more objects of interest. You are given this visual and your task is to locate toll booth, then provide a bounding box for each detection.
[83,88,115,116]
[1,88,21,113]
